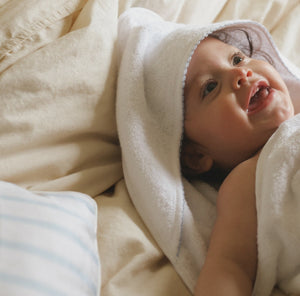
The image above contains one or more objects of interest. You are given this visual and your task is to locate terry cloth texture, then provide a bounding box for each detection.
[116,7,300,292]
[254,113,300,296]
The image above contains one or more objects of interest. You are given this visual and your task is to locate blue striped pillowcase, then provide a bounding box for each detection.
[0,181,100,296]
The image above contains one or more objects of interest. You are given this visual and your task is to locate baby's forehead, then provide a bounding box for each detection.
[192,35,242,59]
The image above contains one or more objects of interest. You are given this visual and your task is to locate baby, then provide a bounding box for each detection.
[183,33,295,295]
[181,33,294,179]
[117,7,300,296]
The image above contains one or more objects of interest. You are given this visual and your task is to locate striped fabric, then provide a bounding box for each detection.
[0,181,100,296]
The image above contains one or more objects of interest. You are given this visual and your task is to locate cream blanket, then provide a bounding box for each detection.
[254,114,300,296]
[1,1,300,295]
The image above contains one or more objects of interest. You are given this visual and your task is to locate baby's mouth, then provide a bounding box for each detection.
[247,85,271,113]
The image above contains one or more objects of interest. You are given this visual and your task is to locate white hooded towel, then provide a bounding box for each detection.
[116,7,300,294]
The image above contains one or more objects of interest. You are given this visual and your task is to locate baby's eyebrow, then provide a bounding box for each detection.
[185,72,205,99]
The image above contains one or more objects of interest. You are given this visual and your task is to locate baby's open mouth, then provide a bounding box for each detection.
[247,85,271,113]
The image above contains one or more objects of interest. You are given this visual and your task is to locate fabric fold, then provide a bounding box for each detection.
[116,7,300,292]
[254,114,300,296]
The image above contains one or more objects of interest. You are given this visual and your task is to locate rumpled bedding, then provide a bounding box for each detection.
[0,0,122,196]
[0,0,300,295]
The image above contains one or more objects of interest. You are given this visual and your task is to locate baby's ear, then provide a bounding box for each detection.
[181,143,214,174]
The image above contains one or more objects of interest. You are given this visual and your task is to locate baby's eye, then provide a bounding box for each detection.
[202,80,217,98]
[232,52,244,65]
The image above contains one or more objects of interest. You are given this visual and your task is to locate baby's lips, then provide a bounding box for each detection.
[245,80,269,111]
[247,87,270,112]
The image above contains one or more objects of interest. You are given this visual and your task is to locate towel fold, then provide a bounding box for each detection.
[254,114,300,296]
[116,7,300,292]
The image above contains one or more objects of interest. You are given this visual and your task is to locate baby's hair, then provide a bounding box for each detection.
[210,28,254,58]
[210,28,273,65]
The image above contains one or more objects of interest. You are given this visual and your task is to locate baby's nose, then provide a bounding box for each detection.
[231,67,253,89]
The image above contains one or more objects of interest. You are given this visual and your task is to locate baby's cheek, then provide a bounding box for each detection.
[217,108,243,131]
[272,104,293,127]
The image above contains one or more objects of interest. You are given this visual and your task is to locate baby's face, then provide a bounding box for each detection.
[184,37,294,171]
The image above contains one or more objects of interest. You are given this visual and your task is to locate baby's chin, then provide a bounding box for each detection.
[265,100,294,132]
[275,104,294,126]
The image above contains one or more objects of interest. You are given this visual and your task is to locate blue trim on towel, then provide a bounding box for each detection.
[176,191,185,257]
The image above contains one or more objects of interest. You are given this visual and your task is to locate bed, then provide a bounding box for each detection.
[0,0,299,295]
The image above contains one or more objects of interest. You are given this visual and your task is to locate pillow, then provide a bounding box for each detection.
[0,181,100,296]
